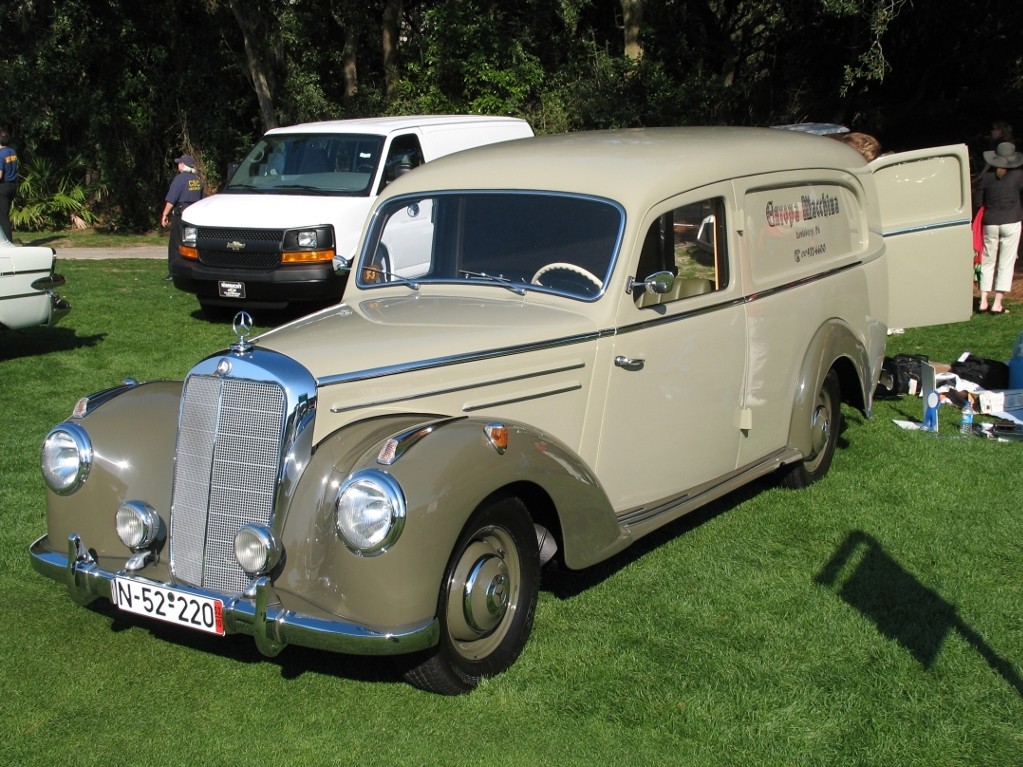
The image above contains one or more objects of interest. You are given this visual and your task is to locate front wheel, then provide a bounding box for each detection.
[404,496,540,695]
[781,369,841,489]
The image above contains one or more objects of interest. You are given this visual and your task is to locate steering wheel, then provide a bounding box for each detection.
[530,262,603,291]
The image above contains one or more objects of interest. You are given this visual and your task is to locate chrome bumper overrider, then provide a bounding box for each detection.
[48,292,71,326]
[30,534,439,657]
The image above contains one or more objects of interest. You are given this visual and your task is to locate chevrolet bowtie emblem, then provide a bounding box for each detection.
[226,241,246,251]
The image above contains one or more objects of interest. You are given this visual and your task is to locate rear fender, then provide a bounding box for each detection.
[788,319,878,456]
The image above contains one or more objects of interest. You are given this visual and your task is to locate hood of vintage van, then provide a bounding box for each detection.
[253,292,600,383]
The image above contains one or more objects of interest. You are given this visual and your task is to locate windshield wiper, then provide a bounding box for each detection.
[460,270,528,295]
[362,266,420,291]
[270,184,331,195]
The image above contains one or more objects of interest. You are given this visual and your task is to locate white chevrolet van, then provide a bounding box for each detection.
[170,115,533,315]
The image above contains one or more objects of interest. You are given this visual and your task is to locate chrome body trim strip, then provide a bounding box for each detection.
[31,273,67,291]
[618,448,801,529]
[317,334,604,387]
[462,383,582,412]
[29,535,439,657]
[882,217,970,238]
[330,361,587,413]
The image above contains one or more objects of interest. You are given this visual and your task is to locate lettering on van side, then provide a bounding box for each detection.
[765,193,841,228]
[794,243,827,262]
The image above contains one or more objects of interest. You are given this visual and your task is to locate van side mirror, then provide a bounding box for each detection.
[628,270,675,296]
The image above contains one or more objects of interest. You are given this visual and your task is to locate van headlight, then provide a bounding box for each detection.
[40,423,93,495]
[181,224,198,246]
[334,470,406,556]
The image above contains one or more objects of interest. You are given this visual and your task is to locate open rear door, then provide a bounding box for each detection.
[871,144,972,329]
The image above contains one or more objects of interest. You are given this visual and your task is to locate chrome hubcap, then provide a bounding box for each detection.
[463,554,510,634]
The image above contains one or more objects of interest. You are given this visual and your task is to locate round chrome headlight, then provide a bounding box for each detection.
[233,524,282,576]
[335,470,406,556]
[115,501,162,551]
[40,423,93,495]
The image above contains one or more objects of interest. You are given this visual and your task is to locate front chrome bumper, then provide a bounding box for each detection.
[30,534,439,657]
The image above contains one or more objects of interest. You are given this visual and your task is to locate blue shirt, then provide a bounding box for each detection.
[165,171,203,205]
[0,146,17,183]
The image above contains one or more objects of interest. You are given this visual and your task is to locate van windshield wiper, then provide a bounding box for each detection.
[459,270,528,295]
[271,185,331,195]
[362,266,420,291]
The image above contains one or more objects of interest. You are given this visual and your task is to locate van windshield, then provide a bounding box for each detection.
[225,133,386,196]
[358,192,623,301]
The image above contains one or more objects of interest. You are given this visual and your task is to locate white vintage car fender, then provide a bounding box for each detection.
[0,245,71,331]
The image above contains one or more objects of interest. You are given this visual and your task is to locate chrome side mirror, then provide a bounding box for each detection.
[627,270,675,295]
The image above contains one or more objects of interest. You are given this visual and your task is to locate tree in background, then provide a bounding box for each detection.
[2,0,1022,231]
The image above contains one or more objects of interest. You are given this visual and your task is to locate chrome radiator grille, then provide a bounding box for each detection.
[170,374,287,593]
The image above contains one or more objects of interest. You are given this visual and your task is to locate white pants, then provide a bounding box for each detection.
[980,222,1021,293]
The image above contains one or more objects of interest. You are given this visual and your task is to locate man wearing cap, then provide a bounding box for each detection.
[161,154,204,281]
[973,141,1023,314]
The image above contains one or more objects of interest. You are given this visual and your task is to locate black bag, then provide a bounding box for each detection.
[951,354,1009,390]
[876,353,929,397]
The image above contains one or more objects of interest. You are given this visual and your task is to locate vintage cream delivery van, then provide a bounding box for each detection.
[31,128,971,694]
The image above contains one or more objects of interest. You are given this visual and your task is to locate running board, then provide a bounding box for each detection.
[617,448,802,539]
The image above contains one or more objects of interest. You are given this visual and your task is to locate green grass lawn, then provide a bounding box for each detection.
[2,259,1022,766]
[13,228,167,248]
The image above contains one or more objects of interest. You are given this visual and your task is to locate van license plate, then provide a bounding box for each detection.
[218,280,246,299]
[112,577,225,635]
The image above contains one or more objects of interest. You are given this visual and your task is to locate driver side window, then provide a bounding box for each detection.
[635,197,728,307]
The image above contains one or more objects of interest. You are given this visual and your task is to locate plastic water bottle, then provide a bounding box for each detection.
[960,399,974,436]
[1010,328,1023,390]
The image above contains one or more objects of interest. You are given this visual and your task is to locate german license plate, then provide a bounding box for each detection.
[218,280,246,299]
[112,577,225,636]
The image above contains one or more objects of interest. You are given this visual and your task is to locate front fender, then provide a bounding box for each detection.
[274,415,625,631]
[40,380,183,577]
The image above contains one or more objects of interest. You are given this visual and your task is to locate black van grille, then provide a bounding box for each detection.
[195,228,284,271]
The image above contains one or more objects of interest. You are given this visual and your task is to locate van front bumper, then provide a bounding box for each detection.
[30,534,439,657]
[169,254,345,308]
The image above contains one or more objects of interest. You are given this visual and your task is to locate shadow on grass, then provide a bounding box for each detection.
[188,302,334,327]
[815,530,1023,698]
[542,415,855,601]
[89,599,405,686]
[0,326,105,360]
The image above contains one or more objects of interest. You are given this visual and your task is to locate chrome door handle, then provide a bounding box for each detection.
[614,355,644,371]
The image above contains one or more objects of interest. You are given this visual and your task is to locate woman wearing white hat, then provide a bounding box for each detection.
[973,141,1023,314]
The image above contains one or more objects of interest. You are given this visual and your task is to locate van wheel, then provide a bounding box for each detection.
[782,370,841,489]
[404,497,540,695]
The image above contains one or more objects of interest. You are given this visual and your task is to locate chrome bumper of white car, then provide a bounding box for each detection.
[31,273,71,326]
[29,534,439,657]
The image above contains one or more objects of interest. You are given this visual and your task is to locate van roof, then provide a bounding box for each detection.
[383,126,869,208]
[266,115,532,136]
